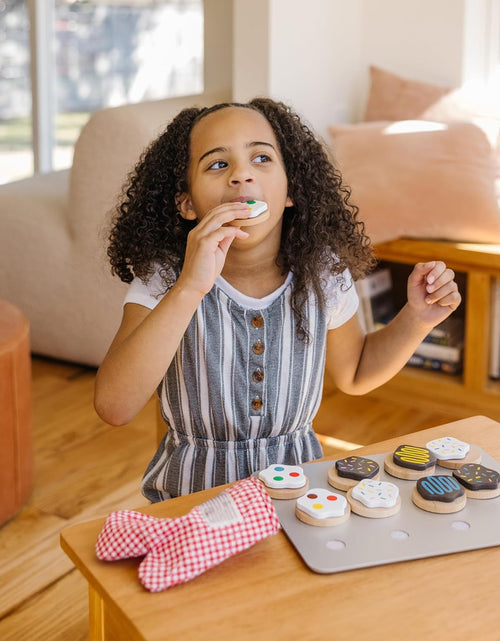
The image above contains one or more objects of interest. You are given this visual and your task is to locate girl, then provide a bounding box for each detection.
[94,98,461,501]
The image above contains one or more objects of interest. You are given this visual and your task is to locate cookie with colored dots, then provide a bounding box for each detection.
[425,436,481,469]
[295,488,350,527]
[258,464,308,499]
[412,475,466,513]
[384,444,436,480]
[453,464,500,499]
[328,456,380,491]
[347,479,401,518]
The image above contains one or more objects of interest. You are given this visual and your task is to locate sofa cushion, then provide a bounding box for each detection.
[329,120,500,244]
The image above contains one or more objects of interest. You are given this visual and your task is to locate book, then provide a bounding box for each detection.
[490,278,500,380]
[407,353,462,376]
[413,339,463,364]
[355,268,395,332]
[423,316,464,346]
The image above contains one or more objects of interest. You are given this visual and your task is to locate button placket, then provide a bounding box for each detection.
[249,313,265,413]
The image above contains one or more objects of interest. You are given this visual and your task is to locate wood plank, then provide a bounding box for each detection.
[0,570,89,641]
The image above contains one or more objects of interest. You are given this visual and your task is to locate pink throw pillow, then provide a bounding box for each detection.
[364,66,500,172]
[329,120,500,244]
[364,66,452,122]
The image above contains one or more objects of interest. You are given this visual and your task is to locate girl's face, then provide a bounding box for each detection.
[179,106,293,239]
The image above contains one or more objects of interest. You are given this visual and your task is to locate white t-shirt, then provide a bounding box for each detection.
[124,268,359,330]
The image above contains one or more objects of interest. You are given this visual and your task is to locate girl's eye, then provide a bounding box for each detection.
[207,160,227,170]
[253,154,270,163]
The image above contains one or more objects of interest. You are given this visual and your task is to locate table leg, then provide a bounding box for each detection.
[89,584,106,641]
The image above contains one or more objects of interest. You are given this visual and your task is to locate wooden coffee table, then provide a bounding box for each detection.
[61,415,500,640]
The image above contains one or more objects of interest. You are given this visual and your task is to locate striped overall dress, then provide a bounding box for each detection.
[125,269,358,501]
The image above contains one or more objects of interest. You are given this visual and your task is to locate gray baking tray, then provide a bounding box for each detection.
[272,449,500,574]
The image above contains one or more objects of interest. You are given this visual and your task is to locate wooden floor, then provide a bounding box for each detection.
[0,356,462,641]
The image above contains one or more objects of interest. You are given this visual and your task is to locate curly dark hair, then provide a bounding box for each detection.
[107,97,375,339]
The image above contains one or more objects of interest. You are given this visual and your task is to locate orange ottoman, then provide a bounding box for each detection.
[0,300,33,525]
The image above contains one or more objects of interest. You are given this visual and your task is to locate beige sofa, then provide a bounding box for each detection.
[0,92,225,366]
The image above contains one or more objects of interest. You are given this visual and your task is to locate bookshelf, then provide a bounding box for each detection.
[369,238,500,420]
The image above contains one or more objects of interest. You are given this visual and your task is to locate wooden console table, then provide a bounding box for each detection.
[373,238,500,419]
[61,415,500,641]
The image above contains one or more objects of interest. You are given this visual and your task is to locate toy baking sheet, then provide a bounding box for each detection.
[272,449,500,574]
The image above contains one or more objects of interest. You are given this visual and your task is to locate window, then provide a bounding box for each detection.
[0,0,203,185]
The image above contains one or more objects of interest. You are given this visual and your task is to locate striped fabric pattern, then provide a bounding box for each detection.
[140,272,357,501]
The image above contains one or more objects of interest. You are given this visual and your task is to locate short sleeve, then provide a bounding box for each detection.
[123,268,171,310]
[324,268,359,330]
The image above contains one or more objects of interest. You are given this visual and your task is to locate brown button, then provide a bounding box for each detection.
[251,397,263,410]
[251,315,264,328]
[252,340,264,355]
[252,369,264,383]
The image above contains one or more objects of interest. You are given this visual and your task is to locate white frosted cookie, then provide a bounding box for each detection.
[347,479,401,518]
[426,437,481,470]
[295,488,350,527]
[258,464,308,499]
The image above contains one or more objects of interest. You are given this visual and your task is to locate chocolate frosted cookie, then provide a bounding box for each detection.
[412,475,466,513]
[453,464,500,499]
[384,444,436,480]
[328,456,379,491]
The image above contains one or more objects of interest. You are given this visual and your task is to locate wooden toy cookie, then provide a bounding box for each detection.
[453,464,500,499]
[328,455,380,491]
[425,436,481,469]
[258,464,308,499]
[295,488,350,527]
[412,475,466,513]
[384,444,436,480]
[232,200,270,227]
[347,479,401,518]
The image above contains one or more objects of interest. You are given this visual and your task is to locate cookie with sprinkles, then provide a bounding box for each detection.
[412,475,466,513]
[453,464,500,499]
[425,436,481,469]
[258,464,309,499]
[295,488,351,527]
[328,456,380,491]
[347,479,401,518]
[384,444,436,480]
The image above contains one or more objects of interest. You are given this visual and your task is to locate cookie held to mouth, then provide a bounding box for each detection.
[232,200,270,227]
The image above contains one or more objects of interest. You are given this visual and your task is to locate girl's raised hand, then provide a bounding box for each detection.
[407,261,462,327]
[176,202,251,296]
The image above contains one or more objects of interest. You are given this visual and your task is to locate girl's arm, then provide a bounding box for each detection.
[325,261,462,395]
[94,203,250,425]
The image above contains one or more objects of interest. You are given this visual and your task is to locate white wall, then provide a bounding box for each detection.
[232,0,364,139]
[231,0,489,138]
[361,0,466,87]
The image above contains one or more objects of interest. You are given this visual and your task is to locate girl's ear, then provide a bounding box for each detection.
[177,193,197,221]
[285,195,294,208]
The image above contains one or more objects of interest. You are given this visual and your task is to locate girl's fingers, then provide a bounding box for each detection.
[194,202,252,233]
[425,281,461,308]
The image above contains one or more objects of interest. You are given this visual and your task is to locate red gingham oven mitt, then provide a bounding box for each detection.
[95,477,280,591]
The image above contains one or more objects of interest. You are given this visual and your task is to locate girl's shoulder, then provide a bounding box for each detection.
[123,264,176,310]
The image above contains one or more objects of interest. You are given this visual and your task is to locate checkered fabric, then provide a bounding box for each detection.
[95,477,280,592]
[96,510,174,560]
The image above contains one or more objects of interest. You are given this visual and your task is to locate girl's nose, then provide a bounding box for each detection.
[229,163,254,185]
